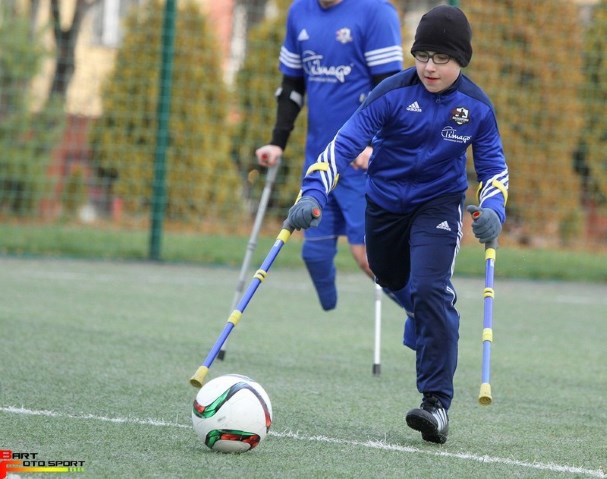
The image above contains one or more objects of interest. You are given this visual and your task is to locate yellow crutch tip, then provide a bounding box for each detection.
[190,366,209,388]
[478,383,492,405]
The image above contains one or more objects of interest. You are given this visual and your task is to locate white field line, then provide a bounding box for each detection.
[1,406,605,478]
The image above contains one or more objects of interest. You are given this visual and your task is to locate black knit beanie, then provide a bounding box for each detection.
[411,5,472,67]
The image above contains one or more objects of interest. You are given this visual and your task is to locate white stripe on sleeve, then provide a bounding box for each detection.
[279,47,302,70]
[365,46,403,67]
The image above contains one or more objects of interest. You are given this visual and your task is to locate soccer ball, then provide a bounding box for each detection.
[192,374,272,453]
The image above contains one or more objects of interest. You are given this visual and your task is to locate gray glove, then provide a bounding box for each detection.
[287,196,321,230]
[466,205,501,243]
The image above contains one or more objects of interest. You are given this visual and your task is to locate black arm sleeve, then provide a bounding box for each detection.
[270,75,306,150]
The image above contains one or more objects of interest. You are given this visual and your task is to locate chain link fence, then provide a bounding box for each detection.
[1,0,606,261]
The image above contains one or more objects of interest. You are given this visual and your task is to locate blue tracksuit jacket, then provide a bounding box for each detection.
[301,67,509,221]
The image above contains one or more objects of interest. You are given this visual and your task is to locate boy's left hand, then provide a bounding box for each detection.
[467,205,501,243]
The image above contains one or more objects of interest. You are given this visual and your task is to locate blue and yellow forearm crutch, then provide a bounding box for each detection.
[189,184,324,388]
[479,238,497,405]
[472,179,506,405]
[189,223,292,387]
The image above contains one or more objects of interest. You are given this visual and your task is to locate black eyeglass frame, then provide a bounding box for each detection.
[412,51,452,64]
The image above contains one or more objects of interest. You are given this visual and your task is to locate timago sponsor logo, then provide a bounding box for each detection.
[302,50,352,83]
[441,126,471,144]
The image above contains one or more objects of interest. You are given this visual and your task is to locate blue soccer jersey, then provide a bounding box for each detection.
[279,0,403,180]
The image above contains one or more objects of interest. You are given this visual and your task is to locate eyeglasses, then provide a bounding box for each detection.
[413,51,451,64]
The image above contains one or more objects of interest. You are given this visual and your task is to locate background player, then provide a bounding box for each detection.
[256,0,403,311]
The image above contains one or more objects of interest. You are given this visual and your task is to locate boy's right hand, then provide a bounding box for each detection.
[287,196,322,230]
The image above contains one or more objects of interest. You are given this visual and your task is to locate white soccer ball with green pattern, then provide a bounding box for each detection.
[192,374,272,453]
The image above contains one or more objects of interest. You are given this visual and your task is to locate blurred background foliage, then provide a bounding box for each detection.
[1,0,607,261]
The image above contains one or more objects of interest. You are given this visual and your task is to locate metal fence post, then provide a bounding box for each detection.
[149,0,176,260]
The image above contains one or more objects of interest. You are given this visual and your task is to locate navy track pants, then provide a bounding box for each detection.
[365,193,464,409]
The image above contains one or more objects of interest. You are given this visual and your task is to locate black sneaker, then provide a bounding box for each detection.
[405,395,449,444]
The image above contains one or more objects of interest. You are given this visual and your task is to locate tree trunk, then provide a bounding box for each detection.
[48,0,98,100]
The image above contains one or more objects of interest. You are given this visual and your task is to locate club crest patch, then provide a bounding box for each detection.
[451,107,470,125]
[336,28,353,44]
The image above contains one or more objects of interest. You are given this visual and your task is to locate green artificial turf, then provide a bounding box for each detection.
[1,257,606,478]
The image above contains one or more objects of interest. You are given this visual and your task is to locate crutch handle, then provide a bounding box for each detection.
[469,208,499,250]
[485,238,498,250]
